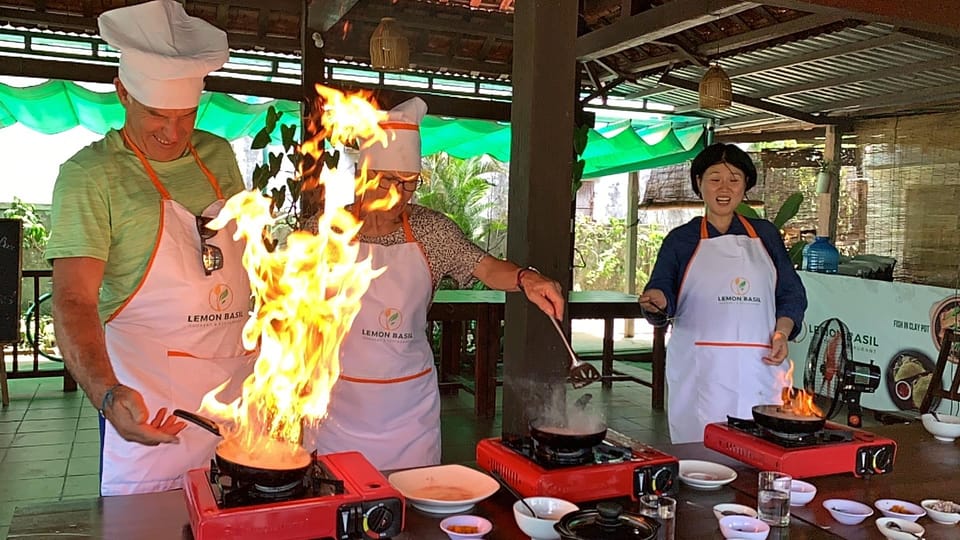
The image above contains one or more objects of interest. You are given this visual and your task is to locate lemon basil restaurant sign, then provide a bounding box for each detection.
[787,272,960,413]
[0,219,23,344]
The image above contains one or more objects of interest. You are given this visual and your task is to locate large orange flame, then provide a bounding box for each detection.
[198,85,394,466]
[777,360,824,418]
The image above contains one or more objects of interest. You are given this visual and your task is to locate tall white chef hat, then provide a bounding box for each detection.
[360,97,428,174]
[98,0,229,109]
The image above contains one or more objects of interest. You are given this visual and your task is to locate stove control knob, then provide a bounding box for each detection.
[651,467,675,494]
[870,446,893,473]
[364,505,394,534]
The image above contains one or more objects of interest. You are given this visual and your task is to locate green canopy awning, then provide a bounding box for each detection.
[1,80,706,175]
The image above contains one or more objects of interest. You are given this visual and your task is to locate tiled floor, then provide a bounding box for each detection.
[0,360,663,538]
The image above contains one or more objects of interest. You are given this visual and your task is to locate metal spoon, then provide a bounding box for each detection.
[931,410,943,422]
[886,520,923,539]
[720,510,751,517]
[490,470,540,519]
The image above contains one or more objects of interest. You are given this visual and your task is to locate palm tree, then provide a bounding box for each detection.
[418,153,507,255]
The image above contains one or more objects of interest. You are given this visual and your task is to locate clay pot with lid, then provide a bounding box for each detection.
[554,501,659,540]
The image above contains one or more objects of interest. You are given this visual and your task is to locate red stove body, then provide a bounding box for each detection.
[703,420,897,479]
[183,451,405,540]
[476,437,679,503]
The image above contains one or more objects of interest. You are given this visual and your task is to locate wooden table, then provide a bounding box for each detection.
[428,289,666,418]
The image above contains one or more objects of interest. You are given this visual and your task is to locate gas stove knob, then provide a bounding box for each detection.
[870,446,893,473]
[364,505,394,534]
[651,467,675,494]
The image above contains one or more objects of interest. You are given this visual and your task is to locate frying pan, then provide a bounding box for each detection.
[752,404,826,434]
[529,418,607,449]
[173,409,312,487]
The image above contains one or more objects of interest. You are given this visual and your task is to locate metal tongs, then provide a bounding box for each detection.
[548,316,602,389]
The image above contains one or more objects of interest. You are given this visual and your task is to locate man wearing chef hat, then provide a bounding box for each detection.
[302,97,566,470]
[46,0,254,496]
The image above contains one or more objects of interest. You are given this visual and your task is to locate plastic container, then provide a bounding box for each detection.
[803,236,839,273]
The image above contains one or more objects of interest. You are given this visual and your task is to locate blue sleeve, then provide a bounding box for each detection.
[644,219,700,318]
[752,219,808,340]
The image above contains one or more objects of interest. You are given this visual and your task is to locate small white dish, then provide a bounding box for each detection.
[678,460,737,490]
[921,498,960,524]
[789,479,817,506]
[712,503,759,521]
[513,496,579,540]
[718,515,770,540]
[388,464,499,514]
[875,517,924,540]
[921,412,960,442]
[874,499,925,522]
[439,514,492,539]
[823,498,874,525]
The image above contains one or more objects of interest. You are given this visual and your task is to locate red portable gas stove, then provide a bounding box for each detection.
[476,432,679,503]
[704,417,896,479]
[183,451,405,540]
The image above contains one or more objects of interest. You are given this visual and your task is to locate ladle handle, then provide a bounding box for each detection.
[173,409,221,437]
[548,316,580,368]
[490,470,539,519]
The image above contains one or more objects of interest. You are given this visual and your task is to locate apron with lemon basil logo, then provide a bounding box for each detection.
[101,136,254,495]
[666,215,786,444]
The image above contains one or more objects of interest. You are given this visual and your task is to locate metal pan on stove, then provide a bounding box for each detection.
[529,419,607,449]
[752,404,825,435]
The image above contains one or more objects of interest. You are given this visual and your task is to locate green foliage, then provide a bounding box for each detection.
[2,197,49,251]
[419,153,507,258]
[573,217,664,291]
[737,192,806,267]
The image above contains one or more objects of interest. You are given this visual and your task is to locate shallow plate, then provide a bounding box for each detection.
[678,460,737,490]
[388,464,500,515]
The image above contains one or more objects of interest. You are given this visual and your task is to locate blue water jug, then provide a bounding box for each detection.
[803,236,839,273]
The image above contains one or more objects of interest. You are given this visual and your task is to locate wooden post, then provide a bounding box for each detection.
[624,170,640,338]
[822,124,843,242]
[502,0,579,439]
[300,0,326,222]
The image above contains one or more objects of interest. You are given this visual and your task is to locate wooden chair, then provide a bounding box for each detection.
[919,329,959,413]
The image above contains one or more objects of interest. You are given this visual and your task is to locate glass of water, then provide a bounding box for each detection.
[757,471,791,526]
[656,496,676,540]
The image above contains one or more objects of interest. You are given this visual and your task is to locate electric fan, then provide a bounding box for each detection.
[802,318,881,428]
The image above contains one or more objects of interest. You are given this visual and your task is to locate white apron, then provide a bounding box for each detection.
[303,213,440,470]
[666,215,785,444]
[100,132,254,495]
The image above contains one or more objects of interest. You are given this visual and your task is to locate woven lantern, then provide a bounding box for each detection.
[699,63,732,110]
[370,17,409,72]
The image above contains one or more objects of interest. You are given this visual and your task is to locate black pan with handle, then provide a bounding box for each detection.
[751,404,826,434]
[173,409,312,487]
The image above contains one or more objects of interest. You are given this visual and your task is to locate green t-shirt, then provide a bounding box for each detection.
[45,129,246,322]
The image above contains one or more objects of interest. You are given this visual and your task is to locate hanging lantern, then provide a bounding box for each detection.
[370,17,409,72]
[698,63,732,110]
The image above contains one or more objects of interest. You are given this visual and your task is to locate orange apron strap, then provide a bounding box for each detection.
[699,216,709,239]
[737,214,759,239]
[121,129,224,201]
[189,144,225,200]
[401,211,435,286]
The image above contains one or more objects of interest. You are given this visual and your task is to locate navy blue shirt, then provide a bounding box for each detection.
[644,216,807,339]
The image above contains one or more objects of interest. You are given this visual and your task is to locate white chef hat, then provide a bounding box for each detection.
[98,0,229,109]
[360,97,428,174]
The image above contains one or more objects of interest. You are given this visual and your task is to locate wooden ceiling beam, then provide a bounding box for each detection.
[810,83,960,115]
[343,4,512,39]
[659,73,840,125]
[715,127,827,143]
[306,0,361,32]
[761,0,960,38]
[750,54,960,99]
[694,12,836,56]
[576,0,759,61]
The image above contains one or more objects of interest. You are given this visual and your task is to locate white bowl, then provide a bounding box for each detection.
[439,514,492,539]
[921,499,960,524]
[388,465,499,514]
[875,517,925,540]
[712,503,759,521]
[921,413,960,442]
[874,499,925,522]
[513,497,579,540]
[789,479,817,506]
[823,498,874,525]
[718,516,770,540]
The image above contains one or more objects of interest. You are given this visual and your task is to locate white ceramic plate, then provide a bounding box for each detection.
[388,464,500,514]
[678,460,737,490]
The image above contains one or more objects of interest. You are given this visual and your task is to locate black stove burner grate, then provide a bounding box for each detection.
[726,417,854,448]
[504,437,634,468]
[209,458,346,508]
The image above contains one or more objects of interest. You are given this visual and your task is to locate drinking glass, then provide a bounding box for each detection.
[757,471,791,526]
[656,496,676,540]
[639,494,660,517]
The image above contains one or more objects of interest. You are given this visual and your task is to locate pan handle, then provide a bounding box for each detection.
[173,409,221,437]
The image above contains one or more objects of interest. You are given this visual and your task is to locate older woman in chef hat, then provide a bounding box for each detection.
[302,97,565,470]
[47,0,254,495]
[638,143,807,444]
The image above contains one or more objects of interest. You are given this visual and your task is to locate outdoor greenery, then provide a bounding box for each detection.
[1,198,55,352]
[573,217,665,292]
